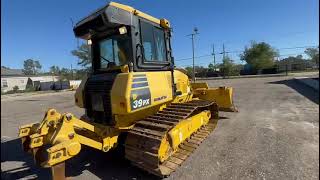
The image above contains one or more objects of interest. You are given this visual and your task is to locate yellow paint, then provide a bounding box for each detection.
[158,135,171,162]
[109,2,171,28]
[18,109,123,167]
[74,75,88,108]
[157,111,211,162]
[168,111,210,149]
[191,83,236,111]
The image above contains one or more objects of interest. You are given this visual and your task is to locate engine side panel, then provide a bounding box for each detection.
[111,71,175,114]
[111,71,174,128]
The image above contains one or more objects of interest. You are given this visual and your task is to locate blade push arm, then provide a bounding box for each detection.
[18,109,120,167]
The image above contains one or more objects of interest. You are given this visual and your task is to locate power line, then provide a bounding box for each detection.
[175,54,211,61]
[174,44,318,61]
[277,45,318,50]
[176,52,313,68]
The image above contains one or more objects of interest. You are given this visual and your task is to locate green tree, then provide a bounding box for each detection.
[23,59,42,75]
[1,66,10,69]
[208,63,214,71]
[59,68,72,80]
[208,63,218,72]
[74,69,88,80]
[220,56,233,77]
[13,85,19,92]
[49,66,61,75]
[240,42,278,71]
[304,47,319,68]
[184,66,208,78]
[71,43,91,68]
[184,67,193,77]
[279,55,307,71]
[194,66,207,77]
[218,56,243,77]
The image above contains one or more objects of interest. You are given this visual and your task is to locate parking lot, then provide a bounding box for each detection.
[1,76,319,180]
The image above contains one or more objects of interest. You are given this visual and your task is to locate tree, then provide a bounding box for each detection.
[240,42,278,71]
[278,55,307,71]
[13,86,19,92]
[194,66,208,77]
[49,66,60,75]
[74,69,88,80]
[1,66,10,69]
[208,63,215,70]
[59,68,72,80]
[184,67,193,77]
[216,56,243,77]
[219,56,235,77]
[208,63,219,72]
[71,43,91,68]
[183,66,208,78]
[304,47,319,68]
[23,59,42,75]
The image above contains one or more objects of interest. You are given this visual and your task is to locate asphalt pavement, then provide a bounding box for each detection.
[1,76,319,180]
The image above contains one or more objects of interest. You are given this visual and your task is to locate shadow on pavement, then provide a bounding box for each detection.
[1,138,50,180]
[1,138,159,180]
[268,79,319,105]
[65,146,159,180]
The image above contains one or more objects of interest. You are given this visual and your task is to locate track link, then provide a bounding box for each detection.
[125,100,219,177]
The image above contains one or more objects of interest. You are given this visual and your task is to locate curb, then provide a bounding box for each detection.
[196,73,287,80]
[1,90,74,102]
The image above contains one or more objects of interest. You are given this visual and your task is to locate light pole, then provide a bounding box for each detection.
[188,27,199,82]
[212,44,216,71]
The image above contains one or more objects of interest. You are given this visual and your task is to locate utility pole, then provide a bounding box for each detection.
[222,44,226,59]
[212,44,216,71]
[71,64,73,80]
[187,27,199,82]
[221,44,226,78]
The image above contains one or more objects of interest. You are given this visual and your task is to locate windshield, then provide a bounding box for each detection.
[97,34,131,70]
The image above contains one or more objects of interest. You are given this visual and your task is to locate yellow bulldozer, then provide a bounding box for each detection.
[18,2,237,179]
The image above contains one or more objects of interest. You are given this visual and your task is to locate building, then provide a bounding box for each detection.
[1,67,59,92]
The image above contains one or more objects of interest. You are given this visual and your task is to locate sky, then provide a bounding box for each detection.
[1,0,319,71]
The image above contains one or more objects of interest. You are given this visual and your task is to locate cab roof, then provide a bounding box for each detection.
[74,2,170,39]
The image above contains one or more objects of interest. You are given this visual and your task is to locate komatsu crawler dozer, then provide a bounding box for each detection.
[18,2,237,179]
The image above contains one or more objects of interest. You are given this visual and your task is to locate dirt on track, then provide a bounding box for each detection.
[1,76,319,180]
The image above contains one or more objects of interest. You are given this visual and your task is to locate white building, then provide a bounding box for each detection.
[1,67,59,92]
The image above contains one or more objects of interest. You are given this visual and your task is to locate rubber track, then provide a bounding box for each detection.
[125,100,219,177]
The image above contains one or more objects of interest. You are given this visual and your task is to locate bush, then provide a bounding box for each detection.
[13,86,19,93]
[25,86,36,92]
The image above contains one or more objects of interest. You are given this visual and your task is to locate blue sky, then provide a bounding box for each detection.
[1,0,319,71]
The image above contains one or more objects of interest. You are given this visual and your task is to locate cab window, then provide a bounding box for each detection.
[95,34,131,71]
[140,21,167,62]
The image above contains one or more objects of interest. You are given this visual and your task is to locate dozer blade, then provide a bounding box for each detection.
[191,83,238,112]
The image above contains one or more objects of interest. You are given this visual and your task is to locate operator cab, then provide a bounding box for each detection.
[73,2,174,125]
[73,1,173,73]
